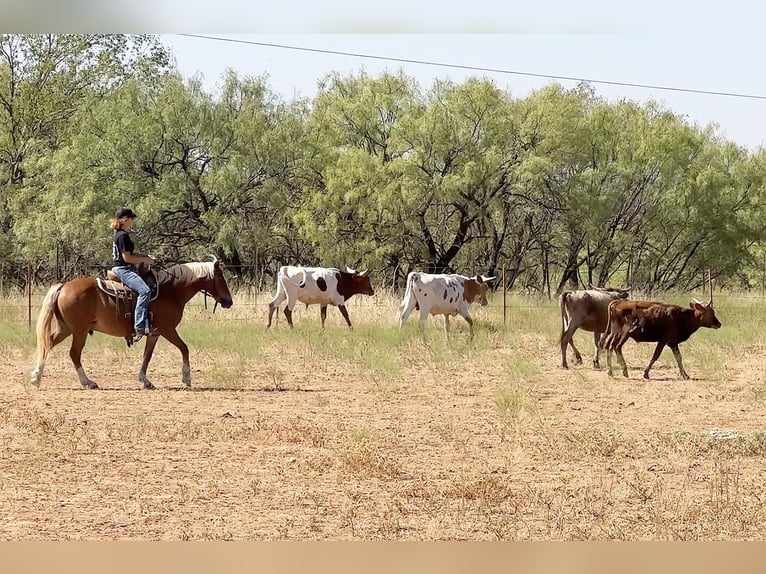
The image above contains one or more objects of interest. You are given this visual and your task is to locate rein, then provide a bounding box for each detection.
[155,262,220,313]
[200,290,219,313]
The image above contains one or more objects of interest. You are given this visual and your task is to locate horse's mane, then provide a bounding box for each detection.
[156,261,215,287]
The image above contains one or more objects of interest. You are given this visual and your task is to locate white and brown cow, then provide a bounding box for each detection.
[399,272,495,336]
[267,266,375,329]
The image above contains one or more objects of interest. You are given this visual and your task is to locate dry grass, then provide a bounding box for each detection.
[1,288,765,540]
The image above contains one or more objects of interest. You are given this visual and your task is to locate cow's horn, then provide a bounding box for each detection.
[482,275,497,282]
[346,266,356,274]
[708,270,713,305]
[359,269,369,276]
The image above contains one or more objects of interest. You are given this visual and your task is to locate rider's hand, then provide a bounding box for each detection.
[146,256,157,266]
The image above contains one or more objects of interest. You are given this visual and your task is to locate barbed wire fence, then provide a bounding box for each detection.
[2,261,764,330]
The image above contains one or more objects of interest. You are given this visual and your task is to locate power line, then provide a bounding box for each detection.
[176,34,766,101]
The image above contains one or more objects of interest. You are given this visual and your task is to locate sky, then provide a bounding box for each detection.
[159,30,766,150]
[2,0,762,149]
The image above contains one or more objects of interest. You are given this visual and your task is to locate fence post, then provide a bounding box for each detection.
[502,264,507,325]
[27,263,32,329]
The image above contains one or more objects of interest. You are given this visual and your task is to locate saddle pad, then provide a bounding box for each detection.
[96,277,131,295]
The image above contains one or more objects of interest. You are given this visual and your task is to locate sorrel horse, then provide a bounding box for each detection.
[30,258,233,390]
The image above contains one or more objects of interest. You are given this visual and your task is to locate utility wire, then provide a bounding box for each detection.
[176,33,766,101]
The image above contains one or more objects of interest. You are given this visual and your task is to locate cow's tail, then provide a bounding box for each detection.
[30,283,65,386]
[559,291,571,344]
[599,300,618,350]
[280,268,306,289]
[401,272,418,312]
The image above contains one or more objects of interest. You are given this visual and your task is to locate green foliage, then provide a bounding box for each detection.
[1,35,765,294]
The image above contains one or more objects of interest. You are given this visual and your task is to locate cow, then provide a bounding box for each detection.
[267,266,375,329]
[398,272,495,336]
[599,294,721,380]
[559,286,630,369]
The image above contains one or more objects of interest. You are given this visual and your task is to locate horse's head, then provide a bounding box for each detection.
[207,259,234,309]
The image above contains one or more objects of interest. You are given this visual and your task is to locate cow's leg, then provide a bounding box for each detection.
[614,347,629,378]
[399,298,417,328]
[137,335,161,390]
[282,297,297,328]
[267,289,286,328]
[606,349,614,377]
[161,328,192,387]
[418,307,430,331]
[70,331,98,390]
[560,323,582,368]
[338,304,353,329]
[461,313,475,338]
[592,331,602,368]
[614,332,631,378]
[320,305,328,328]
[643,341,666,379]
[443,315,451,336]
[669,344,689,380]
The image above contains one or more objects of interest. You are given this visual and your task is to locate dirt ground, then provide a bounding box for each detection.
[2,326,766,540]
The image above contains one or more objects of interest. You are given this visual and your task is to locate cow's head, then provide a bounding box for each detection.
[464,275,494,306]
[344,268,375,296]
[689,273,720,329]
[690,299,721,329]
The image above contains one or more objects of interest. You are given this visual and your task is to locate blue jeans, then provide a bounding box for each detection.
[112,266,151,332]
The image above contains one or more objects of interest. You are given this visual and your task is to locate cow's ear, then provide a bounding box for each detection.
[475,275,484,284]
[691,299,704,311]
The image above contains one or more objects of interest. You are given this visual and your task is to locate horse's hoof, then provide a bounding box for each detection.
[142,381,156,390]
[83,382,100,390]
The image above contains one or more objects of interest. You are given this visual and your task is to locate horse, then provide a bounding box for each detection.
[30,258,234,390]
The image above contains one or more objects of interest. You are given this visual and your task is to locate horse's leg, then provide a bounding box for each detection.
[161,328,191,387]
[30,330,70,386]
[70,330,98,390]
[137,335,161,390]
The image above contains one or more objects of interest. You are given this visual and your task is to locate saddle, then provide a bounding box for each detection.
[97,266,160,346]
[96,265,159,302]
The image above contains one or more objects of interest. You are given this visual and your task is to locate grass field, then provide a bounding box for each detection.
[1,288,765,540]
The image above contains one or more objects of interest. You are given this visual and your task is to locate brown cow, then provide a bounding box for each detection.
[600,296,721,379]
[559,286,630,369]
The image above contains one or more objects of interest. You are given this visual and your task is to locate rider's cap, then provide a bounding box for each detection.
[115,207,137,219]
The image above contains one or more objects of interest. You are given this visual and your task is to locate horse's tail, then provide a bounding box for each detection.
[30,283,64,386]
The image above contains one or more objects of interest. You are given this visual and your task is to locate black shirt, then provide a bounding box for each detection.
[112,230,135,266]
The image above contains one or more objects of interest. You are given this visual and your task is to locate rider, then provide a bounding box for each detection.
[110,207,157,341]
